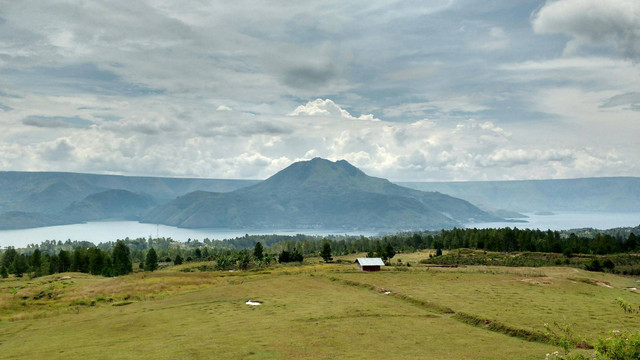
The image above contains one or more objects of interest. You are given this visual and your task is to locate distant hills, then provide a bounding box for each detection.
[399,177,640,213]
[0,160,638,230]
[63,189,157,222]
[142,158,498,230]
[0,171,256,229]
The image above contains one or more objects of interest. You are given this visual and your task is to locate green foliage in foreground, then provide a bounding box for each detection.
[595,331,640,360]
[545,330,640,360]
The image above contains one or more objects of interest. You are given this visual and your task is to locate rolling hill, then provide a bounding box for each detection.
[0,172,256,229]
[0,171,257,215]
[62,189,157,222]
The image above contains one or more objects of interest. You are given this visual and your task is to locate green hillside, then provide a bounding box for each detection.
[0,172,256,229]
[142,158,499,230]
[62,189,157,221]
[0,171,256,214]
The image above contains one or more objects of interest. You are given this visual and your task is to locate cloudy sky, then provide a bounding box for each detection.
[0,0,639,181]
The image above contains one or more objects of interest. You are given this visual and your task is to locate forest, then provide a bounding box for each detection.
[2,226,639,279]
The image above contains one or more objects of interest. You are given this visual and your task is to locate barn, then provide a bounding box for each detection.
[355,258,385,271]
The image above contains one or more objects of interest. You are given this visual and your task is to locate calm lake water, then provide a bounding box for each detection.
[468,212,640,231]
[0,221,379,248]
[0,212,638,248]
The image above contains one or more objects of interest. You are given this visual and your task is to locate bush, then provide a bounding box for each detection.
[595,331,640,360]
[602,259,615,271]
[585,259,603,272]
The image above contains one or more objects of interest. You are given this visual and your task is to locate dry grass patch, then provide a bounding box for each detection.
[0,271,238,321]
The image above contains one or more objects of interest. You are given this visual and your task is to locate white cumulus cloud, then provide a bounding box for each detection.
[290,99,379,121]
[533,0,640,60]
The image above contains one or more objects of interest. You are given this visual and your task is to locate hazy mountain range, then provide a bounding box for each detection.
[0,158,638,230]
[399,177,640,213]
[0,172,255,230]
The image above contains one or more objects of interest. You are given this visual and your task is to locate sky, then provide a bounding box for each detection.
[0,0,639,181]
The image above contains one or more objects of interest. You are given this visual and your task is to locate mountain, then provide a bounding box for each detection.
[62,189,157,222]
[399,177,640,213]
[2,163,638,231]
[142,158,500,230]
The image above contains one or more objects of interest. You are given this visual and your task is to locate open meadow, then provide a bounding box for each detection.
[1,252,639,359]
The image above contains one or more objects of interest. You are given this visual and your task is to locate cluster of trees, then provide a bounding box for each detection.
[366,242,396,261]
[277,248,304,263]
[0,241,152,278]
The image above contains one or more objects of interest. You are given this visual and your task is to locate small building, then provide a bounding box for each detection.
[355,258,385,271]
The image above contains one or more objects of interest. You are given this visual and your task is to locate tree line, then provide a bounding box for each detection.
[0,241,140,278]
[2,227,638,279]
[19,227,639,259]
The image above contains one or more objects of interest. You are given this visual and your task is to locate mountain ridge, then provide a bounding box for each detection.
[142,158,499,230]
[0,164,638,230]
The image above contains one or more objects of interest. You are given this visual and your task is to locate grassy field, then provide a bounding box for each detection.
[1,254,638,359]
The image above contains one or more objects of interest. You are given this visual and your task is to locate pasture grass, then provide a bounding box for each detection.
[330,265,640,344]
[1,259,637,359]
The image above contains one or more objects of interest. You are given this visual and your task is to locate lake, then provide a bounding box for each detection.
[467,212,640,231]
[0,221,380,248]
[0,212,638,248]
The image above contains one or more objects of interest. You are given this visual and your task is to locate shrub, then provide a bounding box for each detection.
[602,259,615,271]
[585,259,602,272]
[595,331,640,360]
